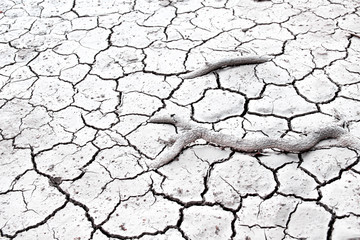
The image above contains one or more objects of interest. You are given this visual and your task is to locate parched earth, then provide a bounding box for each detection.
[1,0,360,239]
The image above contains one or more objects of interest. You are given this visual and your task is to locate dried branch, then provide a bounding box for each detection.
[179,55,272,79]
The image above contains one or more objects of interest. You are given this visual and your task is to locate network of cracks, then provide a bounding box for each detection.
[1,0,360,239]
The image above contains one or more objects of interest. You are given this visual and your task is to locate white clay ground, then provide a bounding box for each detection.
[1,0,360,239]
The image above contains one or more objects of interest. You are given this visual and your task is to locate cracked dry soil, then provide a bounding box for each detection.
[1,0,360,239]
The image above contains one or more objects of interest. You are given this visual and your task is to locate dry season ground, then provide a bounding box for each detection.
[1,0,360,239]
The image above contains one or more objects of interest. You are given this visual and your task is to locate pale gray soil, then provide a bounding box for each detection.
[0,0,360,239]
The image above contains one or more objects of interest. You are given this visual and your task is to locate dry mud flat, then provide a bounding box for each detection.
[1,0,360,239]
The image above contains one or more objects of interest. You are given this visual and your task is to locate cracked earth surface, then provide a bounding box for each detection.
[0,0,360,239]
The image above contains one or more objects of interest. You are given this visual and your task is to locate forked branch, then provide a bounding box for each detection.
[146,114,360,169]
